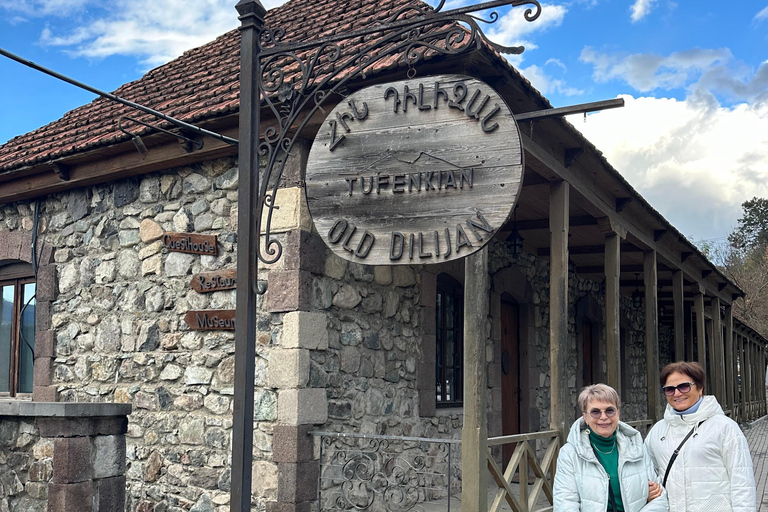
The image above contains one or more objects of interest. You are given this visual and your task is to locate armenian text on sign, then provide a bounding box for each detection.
[305,74,523,265]
[184,310,236,331]
[163,232,218,256]
[190,269,237,293]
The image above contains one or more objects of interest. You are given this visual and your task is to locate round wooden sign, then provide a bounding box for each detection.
[306,74,523,265]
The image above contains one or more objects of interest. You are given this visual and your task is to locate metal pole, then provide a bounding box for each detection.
[231,2,265,512]
[0,47,238,146]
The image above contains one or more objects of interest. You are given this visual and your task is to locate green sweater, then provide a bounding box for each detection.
[589,430,624,511]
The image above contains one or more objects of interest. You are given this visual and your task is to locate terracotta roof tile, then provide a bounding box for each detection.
[0,0,537,174]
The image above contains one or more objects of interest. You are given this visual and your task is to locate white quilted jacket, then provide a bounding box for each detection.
[645,396,756,512]
[553,418,669,512]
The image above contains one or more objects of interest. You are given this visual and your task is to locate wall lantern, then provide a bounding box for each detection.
[632,273,643,308]
[507,228,525,256]
[507,207,525,256]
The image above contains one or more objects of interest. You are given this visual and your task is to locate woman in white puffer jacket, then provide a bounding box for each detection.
[553,384,668,512]
[645,361,756,512]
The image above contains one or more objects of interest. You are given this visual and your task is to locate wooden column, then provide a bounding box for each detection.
[599,218,625,393]
[705,319,714,387]
[694,285,707,376]
[710,296,724,404]
[724,305,734,415]
[644,250,660,421]
[672,271,685,362]
[739,334,746,423]
[461,247,488,512]
[684,302,693,360]
[549,181,570,440]
[745,339,753,420]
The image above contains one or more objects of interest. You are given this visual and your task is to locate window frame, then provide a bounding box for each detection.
[0,271,36,398]
[435,273,464,408]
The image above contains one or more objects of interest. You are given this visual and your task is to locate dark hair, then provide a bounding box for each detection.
[659,361,706,391]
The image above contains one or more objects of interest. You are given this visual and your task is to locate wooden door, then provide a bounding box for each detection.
[501,299,520,466]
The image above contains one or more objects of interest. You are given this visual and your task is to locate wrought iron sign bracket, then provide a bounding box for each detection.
[243,0,543,270]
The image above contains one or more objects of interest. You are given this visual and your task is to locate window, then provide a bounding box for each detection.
[0,263,36,397]
[436,273,463,407]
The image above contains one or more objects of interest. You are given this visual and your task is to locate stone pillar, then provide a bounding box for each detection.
[710,297,724,404]
[0,402,130,512]
[724,305,734,415]
[694,286,706,376]
[549,181,570,440]
[672,271,685,362]
[644,250,660,421]
[266,139,329,512]
[461,247,489,512]
[598,218,625,394]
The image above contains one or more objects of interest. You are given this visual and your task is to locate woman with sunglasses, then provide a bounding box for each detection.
[645,361,755,511]
[554,384,668,512]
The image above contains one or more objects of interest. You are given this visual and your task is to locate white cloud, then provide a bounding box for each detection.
[486,2,567,51]
[566,95,768,240]
[630,0,657,22]
[0,0,90,17]
[31,0,289,68]
[579,46,768,105]
[580,46,732,92]
[755,5,768,22]
[519,64,583,96]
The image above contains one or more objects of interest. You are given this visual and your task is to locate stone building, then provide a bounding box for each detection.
[0,1,766,512]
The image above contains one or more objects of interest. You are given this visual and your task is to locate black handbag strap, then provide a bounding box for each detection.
[662,420,705,487]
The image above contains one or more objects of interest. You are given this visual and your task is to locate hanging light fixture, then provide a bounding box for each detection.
[632,273,643,308]
[506,207,524,256]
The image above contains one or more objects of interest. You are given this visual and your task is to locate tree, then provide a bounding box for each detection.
[728,197,768,255]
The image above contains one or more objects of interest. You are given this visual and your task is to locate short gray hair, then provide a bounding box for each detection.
[578,384,620,413]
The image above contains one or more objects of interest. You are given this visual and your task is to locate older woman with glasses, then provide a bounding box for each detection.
[554,384,667,512]
[645,361,756,511]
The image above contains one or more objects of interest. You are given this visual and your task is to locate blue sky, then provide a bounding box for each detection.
[0,0,766,244]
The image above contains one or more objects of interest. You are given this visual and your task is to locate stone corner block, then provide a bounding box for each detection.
[91,435,126,479]
[267,348,310,389]
[278,389,327,425]
[276,461,319,503]
[266,502,313,512]
[281,311,328,350]
[419,270,436,306]
[52,437,92,484]
[263,187,312,235]
[48,481,94,512]
[35,330,55,358]
[94,475,126,512]
[33,356,53,386]
[272,424,315,463]
[33,385,57,402]
[282,230,326,275]
[37,264,57,302]
[266,270,312,313]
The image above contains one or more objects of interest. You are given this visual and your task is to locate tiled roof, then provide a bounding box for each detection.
[0,0,491,174]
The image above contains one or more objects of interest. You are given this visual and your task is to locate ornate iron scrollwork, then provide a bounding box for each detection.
[250,0,541,265]
[317,433,458,512]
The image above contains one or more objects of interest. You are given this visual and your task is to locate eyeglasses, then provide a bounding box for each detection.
[588,407,618,419]
[662,382,695,396]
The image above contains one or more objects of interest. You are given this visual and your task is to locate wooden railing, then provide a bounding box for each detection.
[626,419,653,438]
[486,430,560,512]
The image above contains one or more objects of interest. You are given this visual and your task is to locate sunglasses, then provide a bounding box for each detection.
[662,382,695,396]
[587,407,618,419]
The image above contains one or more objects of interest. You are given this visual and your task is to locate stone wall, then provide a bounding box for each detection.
[0,416,48,512]
[0,151,655,512]
[0,402,130,512]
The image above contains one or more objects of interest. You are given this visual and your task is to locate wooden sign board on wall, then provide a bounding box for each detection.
[305,74,523,266]
[190,269,237,293]
[163,233,218,256]
[184,310,236,330]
